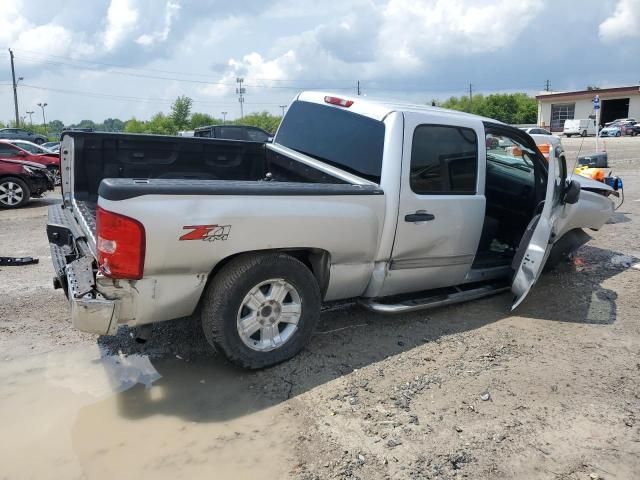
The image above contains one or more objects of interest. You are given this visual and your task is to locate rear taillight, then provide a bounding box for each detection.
[96,206,145,280]
[324,96,353,107]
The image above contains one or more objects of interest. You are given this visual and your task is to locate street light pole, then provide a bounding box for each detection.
[26,111,34,126]
[221,111,227,124]
[279,105,287,117]
[37,102,48,135]
[9,49,20,127]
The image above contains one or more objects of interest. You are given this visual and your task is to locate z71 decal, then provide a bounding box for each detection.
[179,224,231,242]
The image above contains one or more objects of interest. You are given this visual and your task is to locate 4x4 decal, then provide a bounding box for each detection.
[179,224,231,242]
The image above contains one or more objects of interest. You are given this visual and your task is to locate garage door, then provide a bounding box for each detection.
[550,103,575,132]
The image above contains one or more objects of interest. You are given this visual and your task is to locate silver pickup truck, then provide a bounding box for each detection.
[47,92,615,368]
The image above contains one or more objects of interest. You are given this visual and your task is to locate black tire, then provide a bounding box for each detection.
[34,138,44,145]
[581,130,587,137]
[615,131,621,137]
[0,176,30,208]
[201,253,321,369]
[565,134,572,138]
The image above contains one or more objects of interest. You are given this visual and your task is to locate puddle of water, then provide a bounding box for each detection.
[0,345,299,480]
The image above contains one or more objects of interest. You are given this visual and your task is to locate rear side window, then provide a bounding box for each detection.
[410,125,478,194]
[0,144,18,157]
[247,128,269,142]
[218,127,247,140]
[275,100,385,183]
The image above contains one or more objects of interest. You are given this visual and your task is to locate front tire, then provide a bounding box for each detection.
[581,130,587,137]
[201,253,321,369]
[0,177,30,208]
[565,134,572,138]
[616,131,621,137]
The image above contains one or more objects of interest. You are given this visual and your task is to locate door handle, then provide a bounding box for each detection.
[405,211,435,222]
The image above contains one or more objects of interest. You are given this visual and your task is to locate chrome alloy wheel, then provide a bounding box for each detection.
[0,181,24,206]
[237,278,302,352]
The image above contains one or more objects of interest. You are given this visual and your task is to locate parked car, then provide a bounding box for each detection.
[0,157,54,208]
[42,141,61,152]
[563,119,597,137]
[47,92,615,369]
[0,128,48,144]
[7,139,56,155]
[621,121,639,136]
[600,124,622,137]
[520,127,553,135]
[194,124,273,142]
[0,140,61,184]
[604,117,636,127]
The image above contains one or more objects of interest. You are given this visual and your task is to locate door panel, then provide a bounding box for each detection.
[511,145,565,309]
[380,114,486,297]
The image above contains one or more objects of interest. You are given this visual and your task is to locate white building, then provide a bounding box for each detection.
[536,85,640,132]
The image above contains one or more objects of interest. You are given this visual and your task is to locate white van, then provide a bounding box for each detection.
[563,119,597,137]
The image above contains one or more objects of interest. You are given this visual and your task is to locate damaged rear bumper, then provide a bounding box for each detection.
[48,204,120,335]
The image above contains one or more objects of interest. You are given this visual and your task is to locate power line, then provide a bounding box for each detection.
[15,52,354,91]
[16,83,283,106]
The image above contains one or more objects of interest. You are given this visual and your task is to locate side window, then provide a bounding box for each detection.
[247,128,269,142]
[410,125,478,195]
[485,133,535,184]
[218,127,246,140]
[0,144,17,157]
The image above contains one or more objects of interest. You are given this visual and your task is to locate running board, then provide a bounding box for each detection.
[359,282,510,314]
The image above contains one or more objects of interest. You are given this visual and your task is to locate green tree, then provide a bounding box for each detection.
[190,112,218,129]
[234,111,282,134]
[440,92,536,124]
[170,96,193,130]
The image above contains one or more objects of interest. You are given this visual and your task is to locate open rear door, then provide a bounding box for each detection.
[511,148,565,310]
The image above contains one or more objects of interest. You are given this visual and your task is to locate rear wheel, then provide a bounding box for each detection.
[565,134,572,138]
[201,253,321,369]
[0,177,30,208]
[615,131,621,137]
[581,130,587,137]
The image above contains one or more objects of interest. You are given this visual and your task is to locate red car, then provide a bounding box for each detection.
[0,157,55,208]
[0,140,60,179]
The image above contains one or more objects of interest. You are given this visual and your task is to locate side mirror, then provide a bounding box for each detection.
[563,179,581,205]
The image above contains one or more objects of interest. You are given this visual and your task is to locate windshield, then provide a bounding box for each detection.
[275,100,385,183]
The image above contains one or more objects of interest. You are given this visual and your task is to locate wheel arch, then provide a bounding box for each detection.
[205,248,331,300]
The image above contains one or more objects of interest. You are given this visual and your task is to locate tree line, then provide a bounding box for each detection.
[437,93,537,124]
[1,95,283,140]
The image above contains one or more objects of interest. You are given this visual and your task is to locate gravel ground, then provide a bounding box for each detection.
[0,136,639,479]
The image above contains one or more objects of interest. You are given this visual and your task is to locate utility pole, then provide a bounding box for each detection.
[221,111,227,124]
[357,80,361,96]
[26,110,34,126]
[468,83,473,110]
[279,105,287,117]
[37,102,48,135]
[236,77,245,119]
[545,79,551,92]
[9,49,20,127]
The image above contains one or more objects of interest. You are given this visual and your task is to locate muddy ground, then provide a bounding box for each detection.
[1,137,639,479]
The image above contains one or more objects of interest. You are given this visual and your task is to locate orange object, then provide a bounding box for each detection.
[537,143,551,161]
[575,166,605,182]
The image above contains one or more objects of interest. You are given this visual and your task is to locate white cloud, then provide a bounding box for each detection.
[206,0,546,91]
[379,0,544,71]
[599,0,640,42]
[136,0,180,46]
[103,0,139,50]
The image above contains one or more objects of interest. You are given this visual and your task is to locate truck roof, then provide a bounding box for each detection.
[296,91,502,124]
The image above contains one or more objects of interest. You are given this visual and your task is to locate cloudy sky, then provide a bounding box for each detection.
[1,0,638,124]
